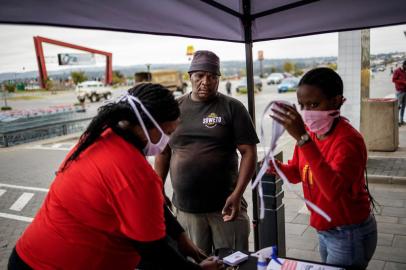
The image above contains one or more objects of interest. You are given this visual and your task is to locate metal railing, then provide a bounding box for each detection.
[0,111,92,147]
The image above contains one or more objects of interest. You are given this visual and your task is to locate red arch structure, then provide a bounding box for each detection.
[33,36,112,88]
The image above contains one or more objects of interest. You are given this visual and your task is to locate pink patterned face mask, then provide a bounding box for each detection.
[301,110,340,135]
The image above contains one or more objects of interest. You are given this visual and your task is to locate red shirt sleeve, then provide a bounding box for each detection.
[299,136,366,202]
[109,169,165,242]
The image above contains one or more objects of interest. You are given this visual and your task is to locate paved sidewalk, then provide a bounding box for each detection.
[367,125,406,184]
[0,125,405,269]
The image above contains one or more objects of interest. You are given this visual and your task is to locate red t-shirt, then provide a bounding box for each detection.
[279,119,370,231]
[16,129,165,269]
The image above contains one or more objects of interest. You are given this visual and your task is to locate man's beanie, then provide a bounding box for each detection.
[188,50,221,76]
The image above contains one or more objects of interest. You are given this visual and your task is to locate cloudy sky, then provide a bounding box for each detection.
[0,24,405,73]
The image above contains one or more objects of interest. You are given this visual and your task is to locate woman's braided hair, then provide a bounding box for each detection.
[59,83,179,171]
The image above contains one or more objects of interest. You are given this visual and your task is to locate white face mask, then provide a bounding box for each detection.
[123,94,169,156]
[143,132,170,156]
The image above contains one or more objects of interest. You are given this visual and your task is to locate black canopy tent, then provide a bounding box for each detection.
[1,0,406,118]
[2,0,406,250]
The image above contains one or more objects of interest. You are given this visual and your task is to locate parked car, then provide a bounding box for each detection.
[377,66,386,72]
[236,76,263,93]
[75,81,112,103]
[277,78,300,93]
[134,70,187,94]
[266,73,284,85]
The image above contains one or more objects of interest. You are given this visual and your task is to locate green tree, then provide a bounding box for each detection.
[112,70,125,85]
[239,69,246,77]
[293,68,304,77]
[283,61,295,73]
[327,63,337,70]
[4,82,16,93]
[183,72,190,81]
[71,71,88,85]
[45,78,54,92]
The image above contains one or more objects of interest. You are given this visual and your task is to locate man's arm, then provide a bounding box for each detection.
[154,144,172,183]
[222,144,257,222]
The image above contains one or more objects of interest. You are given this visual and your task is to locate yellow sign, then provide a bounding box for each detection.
[186,45,195,56]
[258,50,264,61]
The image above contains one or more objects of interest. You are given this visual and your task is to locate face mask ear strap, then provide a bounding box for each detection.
[128,96,165,134]
[125,96,152,142]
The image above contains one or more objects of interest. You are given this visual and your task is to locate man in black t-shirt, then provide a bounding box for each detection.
[155,50,259,255]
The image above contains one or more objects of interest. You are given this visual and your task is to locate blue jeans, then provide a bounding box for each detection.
[397,91,406,123]
[317,214,377,269]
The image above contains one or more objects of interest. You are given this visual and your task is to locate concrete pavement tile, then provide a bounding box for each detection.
[367,260,386,270]
[285,211,298,222]
[373,191,406,200]
[393,235,406,249]
[283,198,304,210]
[284,190,303,199]
[375,215,399,224]
[388,178,406,185]
[378,233,394,246]
[376,198,405,208]
[285,223,308,236]
[399,218,406,225]
[383,262,406,270]
[286,248,321,262]
[291,213,310,225]
[302,226,318,238]
[373,246,406,264]
[382,207,406,218]
[286,235,318,251]
[370,184,406,192]
[377,223,406,235]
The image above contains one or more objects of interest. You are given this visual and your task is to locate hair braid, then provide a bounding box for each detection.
[59,83,179,172]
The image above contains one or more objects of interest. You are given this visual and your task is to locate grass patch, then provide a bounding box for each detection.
[7,96,43,101]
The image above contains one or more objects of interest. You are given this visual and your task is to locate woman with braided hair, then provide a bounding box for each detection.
[9,83,223,270]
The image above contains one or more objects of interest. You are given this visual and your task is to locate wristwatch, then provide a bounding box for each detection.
[297,133,310,147]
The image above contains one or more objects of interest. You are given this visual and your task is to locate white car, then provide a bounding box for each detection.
[75,81,112,103]
[266,73,284,85]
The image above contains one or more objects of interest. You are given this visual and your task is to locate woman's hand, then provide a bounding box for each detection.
[222,193,241,222]
[177,232,207,263]
[270,103,307,141]
[266,159,282,176]
[200,256,225,270]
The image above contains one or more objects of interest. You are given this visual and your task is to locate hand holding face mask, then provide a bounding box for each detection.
[270,102,341,138]
[270,102,307,141]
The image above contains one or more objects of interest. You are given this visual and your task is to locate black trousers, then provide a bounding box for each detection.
[8,247,32,270]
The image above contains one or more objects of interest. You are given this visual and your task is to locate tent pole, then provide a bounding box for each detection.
[242,0,258,251]
[245,43,255,123]
[245,42,259,251]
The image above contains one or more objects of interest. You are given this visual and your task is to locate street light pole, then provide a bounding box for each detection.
[2,84,8,108]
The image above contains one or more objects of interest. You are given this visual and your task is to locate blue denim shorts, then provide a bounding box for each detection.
[317,214,377,269]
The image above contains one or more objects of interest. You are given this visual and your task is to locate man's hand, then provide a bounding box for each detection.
[221,193,241,222]
[177,232,207,263]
